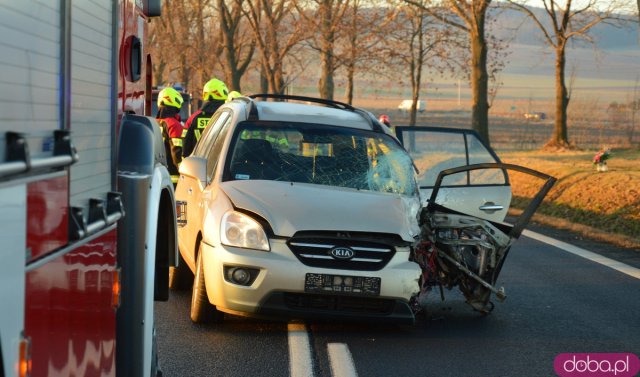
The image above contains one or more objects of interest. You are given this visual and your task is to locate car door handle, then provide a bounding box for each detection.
[479,203,504,211]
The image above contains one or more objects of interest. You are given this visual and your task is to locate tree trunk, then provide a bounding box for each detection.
[260,64,268,93]
[470,29,490,146]
[411,14,424,129]
[552,45,570,146]
[409,59,417,128]
[222,30,240,90]
[219,0,251,92]
[180,54,191,93]
[270,65,286,95]
[345,61,355,105]
[229,70,242,92]
[318,2,335,100]
[154,59,165,87]
[318,53,335,100]
[222,36,242,90]
[268,73,277,95]
[345,4,358,105]
[318,45,335,100]
[195,0,207,93]
[631,78,639,145]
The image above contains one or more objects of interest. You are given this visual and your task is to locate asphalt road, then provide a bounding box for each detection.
[154,232,640,377]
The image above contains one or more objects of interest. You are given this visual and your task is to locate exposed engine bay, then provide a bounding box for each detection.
[410,163,557,314]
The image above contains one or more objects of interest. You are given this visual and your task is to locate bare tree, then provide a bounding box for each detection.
[191,0,221,93]
[386,2,454,128]
[343,0,364,104]
[295,0,351,100]
[149,0,222,93]
[340,0,394,105]
[149,0,194,88]
[506,0,634,149]
[404,0,494,145]
[217,0,256,91]
[147,31,166,86]
[242,0,309,94]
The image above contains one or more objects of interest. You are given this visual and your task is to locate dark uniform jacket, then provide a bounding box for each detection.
[182,100,225,158]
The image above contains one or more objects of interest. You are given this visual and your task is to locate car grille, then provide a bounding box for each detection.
[287,231,402,271]
[283,293,396,315]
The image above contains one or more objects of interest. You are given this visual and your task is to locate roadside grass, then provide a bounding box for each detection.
[499,148,640,249]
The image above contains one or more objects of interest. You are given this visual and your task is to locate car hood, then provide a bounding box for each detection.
[220,180,421,242]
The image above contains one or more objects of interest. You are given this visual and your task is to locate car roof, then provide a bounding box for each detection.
[255,101,374,130]
[224,94,392,135]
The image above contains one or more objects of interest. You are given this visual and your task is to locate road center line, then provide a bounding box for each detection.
[328,343,358,377]
[523,229,640,280]
[288,322,315,377]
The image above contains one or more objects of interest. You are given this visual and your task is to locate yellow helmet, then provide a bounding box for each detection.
[226,90,243,103]
[157,87,184,109]
[203,79,229,101]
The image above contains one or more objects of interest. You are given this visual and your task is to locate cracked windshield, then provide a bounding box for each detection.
[226,122,417,196]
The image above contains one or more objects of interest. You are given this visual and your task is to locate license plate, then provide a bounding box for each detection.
[304,273,381,296]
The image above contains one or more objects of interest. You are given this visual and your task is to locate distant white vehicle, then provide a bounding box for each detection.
[398,99,426,112]
[524,112,546,120]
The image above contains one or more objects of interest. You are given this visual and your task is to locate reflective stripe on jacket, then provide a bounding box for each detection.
[182,99,224,158]
[157,116,186,183]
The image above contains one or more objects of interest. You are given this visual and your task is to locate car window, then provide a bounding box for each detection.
[397,129,506,187]
[223,122,417,196]
[467,135,506,185]
[193,112,227,157]
[205,114,233,182]
[403,131,468,187]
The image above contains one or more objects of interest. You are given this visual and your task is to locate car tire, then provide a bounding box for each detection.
[168,251,193,290]
[190,245,224,324]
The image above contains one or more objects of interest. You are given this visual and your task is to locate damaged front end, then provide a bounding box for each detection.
[411,163,556,314]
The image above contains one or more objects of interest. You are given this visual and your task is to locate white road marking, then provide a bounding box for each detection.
[523,229,640,280]
[328,343,358,377]
[288,322,315,377]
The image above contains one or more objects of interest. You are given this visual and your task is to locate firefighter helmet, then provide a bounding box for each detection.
[226,90,243,103]
[203,79,229,101]
[157,87,184,109]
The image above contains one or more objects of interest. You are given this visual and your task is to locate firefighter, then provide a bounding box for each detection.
[226,90,243,103]
[156,87,186,185]
[182,78,229,158]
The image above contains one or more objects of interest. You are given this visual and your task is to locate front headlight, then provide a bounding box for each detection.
[220,211,270,251]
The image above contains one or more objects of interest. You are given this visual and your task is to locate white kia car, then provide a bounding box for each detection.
[171,94,553,323]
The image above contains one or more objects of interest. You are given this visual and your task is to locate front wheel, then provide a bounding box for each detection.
[190,244,224,324]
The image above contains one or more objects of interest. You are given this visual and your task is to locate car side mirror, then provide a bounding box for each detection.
[179,156,207,183]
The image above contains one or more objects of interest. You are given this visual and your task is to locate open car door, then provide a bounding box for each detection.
[395,127,511,223]
[396,127,557,313]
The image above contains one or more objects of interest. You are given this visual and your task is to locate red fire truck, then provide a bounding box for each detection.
[0,1,177,376]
